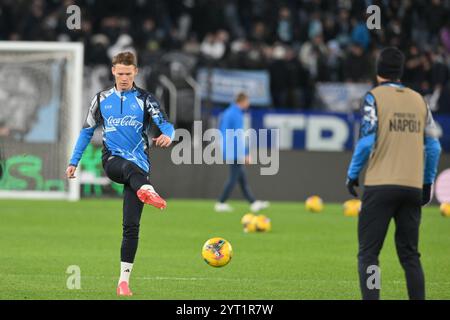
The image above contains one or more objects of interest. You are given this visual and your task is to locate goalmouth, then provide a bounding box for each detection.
[0,41,84,201]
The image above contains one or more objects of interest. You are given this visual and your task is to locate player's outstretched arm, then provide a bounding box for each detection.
[66,94,101,179]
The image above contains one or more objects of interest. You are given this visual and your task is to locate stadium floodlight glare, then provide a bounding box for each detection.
[0,41,84,201]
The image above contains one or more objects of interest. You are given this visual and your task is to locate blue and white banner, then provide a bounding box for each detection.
[211,108,450,152]
[316,82,372,112]
[197,68,271,106]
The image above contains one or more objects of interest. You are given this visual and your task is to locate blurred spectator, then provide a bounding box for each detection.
[276,6,295,44]
[134,18,161,50]
[322,13,338,43]
[200,30,229,61]
[251,21,268,44]
[299,34,328,81]
[403,44,431,93]
[87,34,110,66]
[326,40,345,81]
[428,49,450,114]
[269,44,290,106]
[343,43,372,82]
[350,16,370,50]
[426,0,448,44]
[20,0,47,41]
[308,11,323,41]
[107,34,136,61]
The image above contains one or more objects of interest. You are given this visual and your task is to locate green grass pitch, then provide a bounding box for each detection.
[0,199,449,300]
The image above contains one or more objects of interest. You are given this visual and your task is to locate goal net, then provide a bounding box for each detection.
[0,42,83,201]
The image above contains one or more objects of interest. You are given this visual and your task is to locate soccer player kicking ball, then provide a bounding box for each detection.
[66,52,174,297]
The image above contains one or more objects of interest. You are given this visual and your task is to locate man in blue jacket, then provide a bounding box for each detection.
[215,92,269,213]
[66,52,174,296]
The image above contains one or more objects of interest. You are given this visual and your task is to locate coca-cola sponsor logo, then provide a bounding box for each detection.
[106,116,143,131]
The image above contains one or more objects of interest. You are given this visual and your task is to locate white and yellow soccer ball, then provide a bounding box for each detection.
[305,195,324,213]
[241,213,271,233]
[254,214,272,232]
[343,199,362,217]
[440,203,450,217]
[202,237,233,267]
[241,213,256,233]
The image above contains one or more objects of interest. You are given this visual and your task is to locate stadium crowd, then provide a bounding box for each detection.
[0,0,449,112]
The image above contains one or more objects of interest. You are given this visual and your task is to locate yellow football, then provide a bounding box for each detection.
[202,237,233,267]
[242,213,256,233]
[343,199,362,217]
[440,203,450,217]
[254,214,272,232]
[241,213,255,226]
[305,195,324,213]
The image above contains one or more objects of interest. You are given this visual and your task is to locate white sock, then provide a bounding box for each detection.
[140,184,155,193]
[119,262,133,284]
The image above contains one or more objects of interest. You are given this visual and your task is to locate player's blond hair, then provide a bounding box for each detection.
[112,51,137,66]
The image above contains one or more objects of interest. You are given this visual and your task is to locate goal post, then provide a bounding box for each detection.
[0,41,84,201]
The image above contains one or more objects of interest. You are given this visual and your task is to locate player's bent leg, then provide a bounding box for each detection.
[103,156,127,184]
[137,184,167,209]
[116,160,167,210]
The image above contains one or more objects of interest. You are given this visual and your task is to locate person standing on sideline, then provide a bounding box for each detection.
[346,47,442,300]
[215,92,269,213]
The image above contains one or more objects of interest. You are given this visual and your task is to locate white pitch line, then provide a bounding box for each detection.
[3,274,450,286]
[136,276,357,284]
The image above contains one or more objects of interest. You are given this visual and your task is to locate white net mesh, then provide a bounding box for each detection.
[0,51,73,194]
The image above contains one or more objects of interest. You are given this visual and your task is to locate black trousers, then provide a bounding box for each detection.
[358,186,425,300]
[103,156,149,263]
